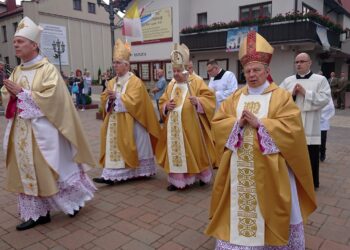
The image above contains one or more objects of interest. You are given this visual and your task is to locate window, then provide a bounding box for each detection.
[88,2,96,14]
[237,61,245,84]
[73,0,81,11]
[302,3,315,14]
[13,22,18,33]
[2,25,7,42]
[346,28,350,39]
[197,12,207,26]
[239,2,272,20]
[16,57,21,65]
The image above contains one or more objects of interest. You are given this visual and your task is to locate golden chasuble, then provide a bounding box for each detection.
[167,83,188,173]
[206,84,316,246]
[105,73,131,169]
[230,92,271,246]
[14,70,38,196]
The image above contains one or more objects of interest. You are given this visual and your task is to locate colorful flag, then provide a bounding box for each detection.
[122,0,143,42]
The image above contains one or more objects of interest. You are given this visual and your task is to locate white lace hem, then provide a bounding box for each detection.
[102,158,157,181]
[18,171,96,221]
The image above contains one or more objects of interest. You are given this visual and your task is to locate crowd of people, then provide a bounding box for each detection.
[0,16,347,249]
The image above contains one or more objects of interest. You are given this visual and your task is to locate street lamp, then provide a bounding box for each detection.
[97,0,131,63]
[52,39,65,74]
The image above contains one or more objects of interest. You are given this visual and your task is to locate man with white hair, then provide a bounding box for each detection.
[156,43,217,191]
[93,39,160,184]
[206,31,316,250]
[1,16,96,231]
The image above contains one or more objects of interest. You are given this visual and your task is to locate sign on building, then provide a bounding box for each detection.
[40,23,69,65]
[132,7,173,45]
[226,26,258,52]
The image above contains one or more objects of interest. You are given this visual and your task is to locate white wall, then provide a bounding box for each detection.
[0,13,22,68]
[189,0,236,25]
[269,48,295,84]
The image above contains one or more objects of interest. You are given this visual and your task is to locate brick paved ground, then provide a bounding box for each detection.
[0,92,350,249]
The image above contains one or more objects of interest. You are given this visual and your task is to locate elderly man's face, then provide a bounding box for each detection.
[243,62,269,88]
[13,36,38,61]
[294,54,311,75]
[173,67,187,83]
[113,60,129,77]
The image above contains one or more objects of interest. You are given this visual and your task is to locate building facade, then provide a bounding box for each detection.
[1,0,349,84]
[116,0,350,85]
[0,0,115,79]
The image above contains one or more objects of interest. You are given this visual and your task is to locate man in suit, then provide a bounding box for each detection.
[329,71,338,100]
[336,72,348,109]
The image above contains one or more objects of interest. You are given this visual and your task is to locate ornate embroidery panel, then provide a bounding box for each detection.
[167,83,189,173]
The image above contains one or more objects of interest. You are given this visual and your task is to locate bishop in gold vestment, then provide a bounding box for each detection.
[156,43,217,191]
[1,17,96,231]
[94,39,160,184]
[205,31,316,249]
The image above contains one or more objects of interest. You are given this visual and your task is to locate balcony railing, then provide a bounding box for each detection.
[180,21,340,51]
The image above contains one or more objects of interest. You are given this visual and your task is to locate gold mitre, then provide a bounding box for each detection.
[113,39,131,61]
[238,31,274,67]
[171,43,190,69]
[14,16,43,44]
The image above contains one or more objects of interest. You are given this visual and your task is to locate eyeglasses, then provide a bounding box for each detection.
[295,60,309,64]
[207,66,217,73]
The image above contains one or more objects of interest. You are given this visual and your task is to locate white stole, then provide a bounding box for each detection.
[230,92,272,246]
[167,83,188,173]
[14,70,38,196]
[105,73,131,169]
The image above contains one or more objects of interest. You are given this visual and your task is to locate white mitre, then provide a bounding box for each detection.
[14,16,43,44]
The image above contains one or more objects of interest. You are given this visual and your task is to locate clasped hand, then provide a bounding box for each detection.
[107,90,116,101]
[3,79,22,96]
[292,83,305,97]
[166,96,198,112]
[238,110,259,129]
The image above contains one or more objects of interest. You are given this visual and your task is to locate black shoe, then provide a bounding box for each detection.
[199,180,206,186]
[167,184,178,191]
[16,212,51,231]
[320,155,325,162]
[93,177,115,185]
[69,207,81,218]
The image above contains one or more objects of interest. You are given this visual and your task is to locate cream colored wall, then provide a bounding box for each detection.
[0,13,22,68]
[25,0,109,24]
[20,0,112,78]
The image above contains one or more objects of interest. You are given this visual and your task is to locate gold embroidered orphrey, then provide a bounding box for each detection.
[105,78,128,169]
[167,83,189,173]
[230,92,272,246]
[14,74,38,196]
[244,101,261,114]
[16,20,28,32]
